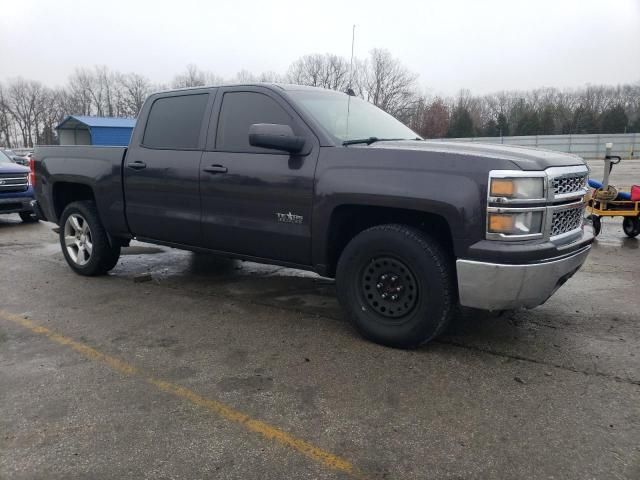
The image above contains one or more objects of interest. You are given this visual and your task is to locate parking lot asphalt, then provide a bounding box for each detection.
[1,208,639,478]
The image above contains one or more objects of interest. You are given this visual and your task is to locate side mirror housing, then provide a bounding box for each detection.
[248,123,306,154]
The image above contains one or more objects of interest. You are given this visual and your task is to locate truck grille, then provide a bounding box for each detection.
[551,204,584,237]
[551,173,587,196]
[0,173,29,193]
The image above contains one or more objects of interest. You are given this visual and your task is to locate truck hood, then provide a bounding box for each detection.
[0,163,29,174]
[368,140,586,171]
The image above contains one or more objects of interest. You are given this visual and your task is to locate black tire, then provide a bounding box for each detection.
[587,215,601,236]
[336,224,455,348]
[59,201,121,276]
[622,216,640,238]
[19,211,39,223]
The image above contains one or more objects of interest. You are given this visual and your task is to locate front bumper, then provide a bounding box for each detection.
[0,196,35,215]
[456,243,591,311]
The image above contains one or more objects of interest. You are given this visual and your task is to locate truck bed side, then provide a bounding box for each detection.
[34,145,131,239]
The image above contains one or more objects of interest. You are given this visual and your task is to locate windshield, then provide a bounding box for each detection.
[289,90,420,143]
[0,151,13,164]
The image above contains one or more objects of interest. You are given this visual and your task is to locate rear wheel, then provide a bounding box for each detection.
[59,201,121,276]
[336,224,455,348]
[19,211,39,223]
[622,216,640,238]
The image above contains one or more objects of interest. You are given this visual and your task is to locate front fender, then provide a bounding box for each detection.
[312,164,485,270]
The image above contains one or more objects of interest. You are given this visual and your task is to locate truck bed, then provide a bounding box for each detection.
[34,145,130,237]
[35,145,127,173]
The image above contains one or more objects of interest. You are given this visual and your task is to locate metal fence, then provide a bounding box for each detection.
[432,133,639,160]
[6,133,640,161]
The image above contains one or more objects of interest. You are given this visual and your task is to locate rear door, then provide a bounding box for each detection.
[200,86,319,264]
[124,90,214,246]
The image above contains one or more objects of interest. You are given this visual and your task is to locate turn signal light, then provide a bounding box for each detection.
[490,179,514,197]
[488,213,515,233]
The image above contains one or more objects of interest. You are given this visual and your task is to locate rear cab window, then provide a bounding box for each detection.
[143,94,209,149]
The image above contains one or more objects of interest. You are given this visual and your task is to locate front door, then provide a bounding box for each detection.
[199,87,318,265]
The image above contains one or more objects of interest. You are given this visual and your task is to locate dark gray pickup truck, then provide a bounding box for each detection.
[34,84,593,348]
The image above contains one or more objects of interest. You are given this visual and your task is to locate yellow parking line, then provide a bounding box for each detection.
[0,310,364,479]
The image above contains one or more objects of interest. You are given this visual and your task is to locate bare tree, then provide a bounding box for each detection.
[411,97,450,138]
[357,49,418,120]
[287,53,350,91]
[0,83,14,147]
[118,73,151,117]
[204,72,225,86]
[232,69,258,83]
[257,70,284,83]
[1,57,637,147]
[287,54,324,87]
[66,68,95,115]
[171,65,224,88]
[94,66,118,117]
[64,66,124,117]
[39,87,66,145]
[172,64,206,88]
[5,78,46,147]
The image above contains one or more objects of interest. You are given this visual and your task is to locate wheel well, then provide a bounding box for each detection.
[52,182,95,221]
[325,205,454,276]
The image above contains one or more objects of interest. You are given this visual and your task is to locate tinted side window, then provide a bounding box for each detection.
[143,94,208,149]
[216,92,291,152]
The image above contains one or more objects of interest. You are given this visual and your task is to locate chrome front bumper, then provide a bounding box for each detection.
[456,245,591,311]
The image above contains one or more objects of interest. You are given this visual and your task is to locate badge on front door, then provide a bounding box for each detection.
[276,212,303,224]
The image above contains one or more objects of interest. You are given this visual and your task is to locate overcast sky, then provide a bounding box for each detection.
[1,0,639,95]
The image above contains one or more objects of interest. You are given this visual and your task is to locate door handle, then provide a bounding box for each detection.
[203,165,228,174]
[127,161,147,170]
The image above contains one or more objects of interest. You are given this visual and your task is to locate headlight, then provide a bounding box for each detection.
[488,211,543,236]
[490,177,544,200]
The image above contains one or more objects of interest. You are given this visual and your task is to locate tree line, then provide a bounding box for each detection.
[1,49,639,148]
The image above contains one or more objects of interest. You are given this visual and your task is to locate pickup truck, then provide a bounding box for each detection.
[0,150,38,222]
[34,84,593,348]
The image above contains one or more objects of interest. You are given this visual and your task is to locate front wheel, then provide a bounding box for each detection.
[336,224,455,348]
[622,216,640,238]
[59,201,121,276]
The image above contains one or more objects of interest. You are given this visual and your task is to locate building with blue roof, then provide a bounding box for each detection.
[56,115,136,146]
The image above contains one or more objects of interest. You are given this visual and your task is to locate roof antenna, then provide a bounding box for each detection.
[345,24,356,139]
[346,24,356,96]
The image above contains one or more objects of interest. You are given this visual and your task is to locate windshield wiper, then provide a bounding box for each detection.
[342,137,403,146]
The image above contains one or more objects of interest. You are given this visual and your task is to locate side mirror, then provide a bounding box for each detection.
[249,123,306,154]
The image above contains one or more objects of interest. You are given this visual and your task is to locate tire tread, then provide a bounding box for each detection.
[59,201,121,276]
[336,223,455,348]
